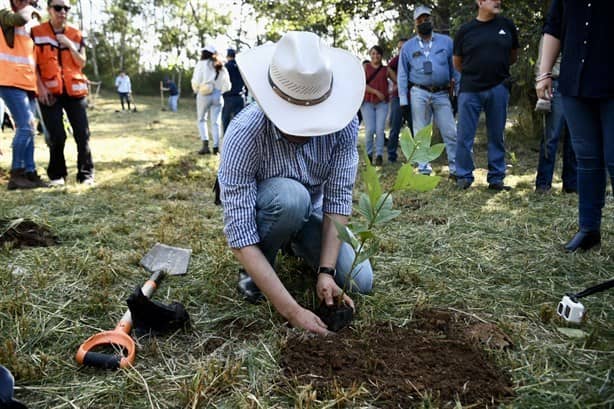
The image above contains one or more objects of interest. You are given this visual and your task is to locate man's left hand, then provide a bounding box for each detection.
[316,274,355,310]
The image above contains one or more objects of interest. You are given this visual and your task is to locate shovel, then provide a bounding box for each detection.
[75,244,191,369]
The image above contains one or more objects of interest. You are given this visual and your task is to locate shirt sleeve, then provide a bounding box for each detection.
[322,117,359,216]
[218,108,262,248]
[543,0,563,39]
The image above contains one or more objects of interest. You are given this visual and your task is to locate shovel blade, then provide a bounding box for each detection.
[140,243,191,275]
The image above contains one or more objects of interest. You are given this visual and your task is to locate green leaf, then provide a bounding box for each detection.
[357,193,373,220]
[399,126,416,162]
[374,208,402,225]
[356,230,375,242]
[414,123,433,149]
[362,146,382,208]
[556,327,588,339]
[331,217,357,248]
[408,173,441,192]
[354,240,380,266]
[392,163,416,191]
[426,143,445,162]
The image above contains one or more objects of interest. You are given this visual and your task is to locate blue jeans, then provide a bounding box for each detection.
[256,177,373,293]
[411,87,458,175]
[456,83,510,185]
[536,81,577,190]
[168,95,178,112]
[222,95,244,134]
[361,101,388,158]
[196,90,223,148]
[562,96,614,231]
[118,92,131,110]
[388,96,402,162]
[0,87,36,172]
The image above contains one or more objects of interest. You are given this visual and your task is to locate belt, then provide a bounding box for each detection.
[413,84,450,93]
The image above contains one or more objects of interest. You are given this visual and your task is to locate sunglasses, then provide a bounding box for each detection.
[51,4,70,12]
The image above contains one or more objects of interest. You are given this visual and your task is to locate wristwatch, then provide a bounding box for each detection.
[317,266,336,278]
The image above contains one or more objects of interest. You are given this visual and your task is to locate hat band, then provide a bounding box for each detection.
[268,71,333,107]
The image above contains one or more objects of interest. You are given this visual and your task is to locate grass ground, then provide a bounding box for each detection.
[0,93,612,409]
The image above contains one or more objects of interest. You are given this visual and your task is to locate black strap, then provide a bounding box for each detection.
[365,65,384,85]
[570,278,614,300]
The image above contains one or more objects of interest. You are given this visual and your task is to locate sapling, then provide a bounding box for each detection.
[317,124,445,331]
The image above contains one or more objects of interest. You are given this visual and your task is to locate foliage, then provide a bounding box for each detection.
[333,124,444,295]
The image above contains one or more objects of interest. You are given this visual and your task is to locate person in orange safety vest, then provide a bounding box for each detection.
[0,0,48,190]
[32,0,94,186]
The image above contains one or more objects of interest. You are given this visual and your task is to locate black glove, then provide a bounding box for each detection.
[401,105,411,127]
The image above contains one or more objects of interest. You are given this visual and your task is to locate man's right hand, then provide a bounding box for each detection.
[286,305,331,336]
[401,104,411,126]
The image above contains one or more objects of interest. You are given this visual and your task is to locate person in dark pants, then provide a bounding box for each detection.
[387,38,409,163]
[534,46,576,194]
[33,0,94,186]
[222,48,245,134]
[538,0,614,252]
[453,0,519,191]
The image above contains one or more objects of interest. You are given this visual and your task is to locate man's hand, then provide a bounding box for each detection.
[401,104,412,126]
[316,274,355,310]
[38,85,55,106]
[286,305,330,335]
[55,34,73,50]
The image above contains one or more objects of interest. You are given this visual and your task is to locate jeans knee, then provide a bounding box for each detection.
[257,178,311,230]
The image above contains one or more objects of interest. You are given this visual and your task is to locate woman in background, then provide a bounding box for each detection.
[191,45,230,155]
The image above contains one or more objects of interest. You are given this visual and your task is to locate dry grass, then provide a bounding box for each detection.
[0,93,612,408]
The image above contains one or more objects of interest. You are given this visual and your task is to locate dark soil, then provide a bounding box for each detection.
[0,219,59,248]
[281,309,514,408]
[315,298,354,332]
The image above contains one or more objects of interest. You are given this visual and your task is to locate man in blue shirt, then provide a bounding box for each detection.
[398,5,459,177]
[161,76,179,112]
[218,32,373,335]
[222,49,246,133]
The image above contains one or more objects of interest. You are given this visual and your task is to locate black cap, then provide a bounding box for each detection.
[227,48,236,58]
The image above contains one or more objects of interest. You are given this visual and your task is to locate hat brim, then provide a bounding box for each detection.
[236,43,366,137]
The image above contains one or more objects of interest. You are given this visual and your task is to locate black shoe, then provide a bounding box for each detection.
[213,147,219,155]
[25,171,49,188]
[198,141,210,155]
[535,185,551,194]
[564,230,601,252]
[488,183,512,192]
[448,174,457,182]
[563,187,578,194]
[375,155,383,166]
[237,270,264,304]
[456,179,472,190]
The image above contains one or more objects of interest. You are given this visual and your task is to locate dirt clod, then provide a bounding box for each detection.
[281,309,513,408]
[0,218,59,248]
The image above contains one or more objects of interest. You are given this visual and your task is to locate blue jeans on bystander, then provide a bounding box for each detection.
[536,80,577,191]
[455,83,509,185]
[0,86,36,172]
[563,96,614,231]
[361,101,388,159]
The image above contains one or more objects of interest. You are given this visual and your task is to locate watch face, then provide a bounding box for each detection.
[318,267,336,277]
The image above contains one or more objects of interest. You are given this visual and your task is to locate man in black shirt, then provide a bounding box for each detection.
[453,0,518,191]
[222,48,246,134]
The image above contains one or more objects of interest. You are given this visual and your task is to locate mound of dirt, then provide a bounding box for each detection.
[281,309,513,408]
[0,219,59,248]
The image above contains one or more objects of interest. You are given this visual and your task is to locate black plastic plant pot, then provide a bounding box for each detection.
[315,298,354,332]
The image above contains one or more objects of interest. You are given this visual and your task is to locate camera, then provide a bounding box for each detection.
[557,295,585,324]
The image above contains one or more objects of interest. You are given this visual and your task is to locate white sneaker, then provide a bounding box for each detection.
[81,178,95,186]
[49,178,65,186]
[418,163,433,176]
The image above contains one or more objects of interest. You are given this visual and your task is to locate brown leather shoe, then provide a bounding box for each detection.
[7,168,36,190]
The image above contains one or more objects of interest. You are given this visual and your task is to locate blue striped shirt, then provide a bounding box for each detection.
[218,103,359,249]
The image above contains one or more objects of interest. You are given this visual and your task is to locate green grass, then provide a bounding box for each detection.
[0,93,612,408]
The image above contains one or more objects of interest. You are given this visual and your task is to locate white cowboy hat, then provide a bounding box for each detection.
[236,31,366,137]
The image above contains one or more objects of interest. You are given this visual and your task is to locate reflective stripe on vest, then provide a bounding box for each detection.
[72,83,88,92]
[33,35,60,47]
[0,24,37,92]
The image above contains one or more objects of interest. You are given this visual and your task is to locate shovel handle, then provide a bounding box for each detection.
[75,271,165,369]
